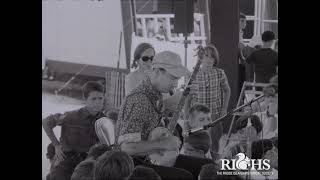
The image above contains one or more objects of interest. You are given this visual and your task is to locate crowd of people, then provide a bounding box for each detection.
[43,15,278,179]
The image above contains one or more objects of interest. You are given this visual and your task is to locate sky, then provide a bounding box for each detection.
[42,0,127,69]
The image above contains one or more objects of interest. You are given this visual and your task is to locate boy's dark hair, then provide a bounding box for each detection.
[128,166,161,180]
[87,144,112,160]
[189,103,210,116]
[71,159,95,180]
[261,31,275,42]
[235,114,263,134]
[94,151,134,180]
[82,81,104,99]
[184,130,211,154]
[46,143,55,160]
[106,109,119,122]
[251,139,274,159]
[204,44,220,66]
[198,164,218,180]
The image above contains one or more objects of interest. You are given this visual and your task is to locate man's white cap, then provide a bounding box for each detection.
[152,51,190,78]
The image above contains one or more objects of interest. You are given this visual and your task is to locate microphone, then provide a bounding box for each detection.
[185,94,266,136]
[185,83,278,136]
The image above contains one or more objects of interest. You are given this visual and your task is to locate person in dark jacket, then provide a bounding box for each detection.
[42,81,105,180]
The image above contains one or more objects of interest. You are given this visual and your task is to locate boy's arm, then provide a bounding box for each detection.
[42,113,68,161]
[42,113,65,146]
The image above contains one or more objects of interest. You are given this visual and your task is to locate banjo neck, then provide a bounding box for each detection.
[167,46,204,133]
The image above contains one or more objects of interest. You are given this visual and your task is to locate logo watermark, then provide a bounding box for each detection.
[217,153,273,176]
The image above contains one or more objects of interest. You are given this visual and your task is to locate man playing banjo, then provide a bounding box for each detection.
[115,51,190,164]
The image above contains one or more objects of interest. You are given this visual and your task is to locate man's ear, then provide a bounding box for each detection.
[151,68,160,77]
[150,69,159,79]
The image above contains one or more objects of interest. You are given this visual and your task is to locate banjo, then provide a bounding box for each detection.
[147,45,205,159]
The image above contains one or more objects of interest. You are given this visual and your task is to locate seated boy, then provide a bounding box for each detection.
[183,104,213,159]
[183,104,211,132]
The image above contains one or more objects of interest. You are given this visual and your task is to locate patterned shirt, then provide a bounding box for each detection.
[125,69,152,95]
[115,78,163,145]
[190,67,228,118]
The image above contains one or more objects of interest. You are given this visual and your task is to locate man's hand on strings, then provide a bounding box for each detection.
[184,82,198,93]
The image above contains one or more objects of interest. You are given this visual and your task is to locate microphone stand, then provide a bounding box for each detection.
[185,94,265,135]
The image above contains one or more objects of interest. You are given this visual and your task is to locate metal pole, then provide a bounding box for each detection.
[184,35,188,84]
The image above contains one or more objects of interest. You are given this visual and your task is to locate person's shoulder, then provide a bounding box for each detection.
[56,107,82,118]
[251,48,262,55]
[76,158,95,167]
[125,91,151,106]
[76,107,92,116]
[126,91,148,100]
[216,68,225,73]
[214,68,227,77]
[127,70,146,79]
[126,71,138,81]
[68,107,84,113]
[72,159,95,179]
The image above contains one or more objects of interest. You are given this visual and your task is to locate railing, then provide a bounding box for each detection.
[105,70,128,110]
[135,13,207,45]
[131,13,208,89]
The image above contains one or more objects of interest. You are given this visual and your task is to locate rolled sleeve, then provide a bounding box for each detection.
[118,133,141,145]
[44,113,67,129]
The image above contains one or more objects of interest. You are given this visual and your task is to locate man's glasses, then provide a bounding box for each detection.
[141,56,154,62]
